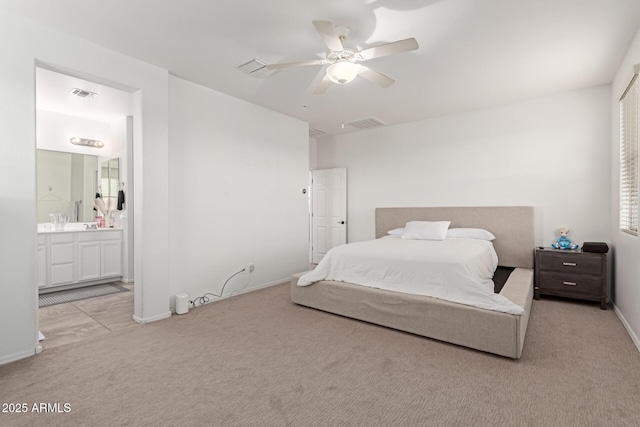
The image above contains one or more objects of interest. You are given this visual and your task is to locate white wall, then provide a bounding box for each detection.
[110,117,134,282]
[316,86,612,249]
[0,10,170,364]
[168,76,310,308]
[309,137,318,170]
[610,26,640,350]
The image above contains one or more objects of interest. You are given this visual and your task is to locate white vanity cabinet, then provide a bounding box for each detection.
[77,240,101,282]
[77,231,122,281]
[50,234,75,286]
[38,229,123,290]
[101,238,123,277]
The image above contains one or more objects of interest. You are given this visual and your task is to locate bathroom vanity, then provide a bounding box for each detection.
[37,225,122,292]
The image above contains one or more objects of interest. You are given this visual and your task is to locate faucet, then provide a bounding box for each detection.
[85,223,98,230]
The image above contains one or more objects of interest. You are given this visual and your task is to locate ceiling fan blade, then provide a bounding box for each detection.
[313,73,332,95]
[266,59,325,70]
[312,20,344,52]
[357,66,395,88]
[358,38,419,61]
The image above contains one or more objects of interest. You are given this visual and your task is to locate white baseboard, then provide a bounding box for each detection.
[39,277,123,294]
[133,311,171,324]
[189,277,289,309]
[0,346,40,366]
[233,277,289,295]
[613,303,640,352]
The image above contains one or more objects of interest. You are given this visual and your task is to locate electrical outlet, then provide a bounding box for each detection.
[248,263,254,272]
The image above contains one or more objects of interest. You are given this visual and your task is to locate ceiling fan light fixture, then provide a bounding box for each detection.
[326,62,359,84]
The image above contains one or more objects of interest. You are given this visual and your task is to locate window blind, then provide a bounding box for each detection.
[620,73,639,236]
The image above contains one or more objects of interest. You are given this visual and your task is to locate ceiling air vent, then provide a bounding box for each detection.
[69,88,98,98]
[346,117,387,130]
[236,58,276,79]
[309,128,327,137]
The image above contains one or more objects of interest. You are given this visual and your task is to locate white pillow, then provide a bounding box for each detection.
[401,221,451,240]
[387,227,404,236]
[446,228,496,241]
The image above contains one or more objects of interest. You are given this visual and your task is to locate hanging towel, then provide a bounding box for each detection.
[117,190,125,211]
[95,197,108,216]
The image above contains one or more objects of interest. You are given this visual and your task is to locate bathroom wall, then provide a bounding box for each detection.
[36,110,108,223]
[109,116,134,282]
[36,110,115,157]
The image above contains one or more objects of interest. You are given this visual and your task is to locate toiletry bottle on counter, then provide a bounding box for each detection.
[96,215,103,228]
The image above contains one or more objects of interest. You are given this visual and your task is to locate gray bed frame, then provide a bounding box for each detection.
[291,206,534,359]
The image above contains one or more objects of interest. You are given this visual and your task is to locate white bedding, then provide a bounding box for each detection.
[298,236,525,315]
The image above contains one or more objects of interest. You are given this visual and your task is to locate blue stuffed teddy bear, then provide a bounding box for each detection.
[552,228,579,250]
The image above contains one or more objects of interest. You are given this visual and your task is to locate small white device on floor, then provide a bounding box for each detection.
[175,293,189,315]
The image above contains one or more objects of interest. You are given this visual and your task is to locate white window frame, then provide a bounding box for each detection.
[620,68,639,236]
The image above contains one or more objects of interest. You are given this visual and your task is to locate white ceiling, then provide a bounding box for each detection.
[4,0,640,136]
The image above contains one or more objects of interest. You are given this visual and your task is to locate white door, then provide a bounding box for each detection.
[311,168,347,264]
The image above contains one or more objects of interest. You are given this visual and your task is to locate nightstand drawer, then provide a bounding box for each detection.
[538,251,603,275]
[538,271,602,295]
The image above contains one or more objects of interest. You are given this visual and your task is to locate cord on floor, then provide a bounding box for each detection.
[190,268,246,308]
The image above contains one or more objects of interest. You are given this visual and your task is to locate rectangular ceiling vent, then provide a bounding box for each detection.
[236,58,276,79]
[346,117,387,130]
[69,88,98,98]
[309,128,327,137]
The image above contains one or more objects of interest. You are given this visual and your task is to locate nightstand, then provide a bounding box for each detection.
[534,247,607,310]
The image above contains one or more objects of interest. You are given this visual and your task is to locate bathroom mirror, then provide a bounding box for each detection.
[100,157,120,210]
[36,149,119,223]
[36,149,98,223]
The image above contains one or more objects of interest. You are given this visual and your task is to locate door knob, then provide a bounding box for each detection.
[338,221,345,224]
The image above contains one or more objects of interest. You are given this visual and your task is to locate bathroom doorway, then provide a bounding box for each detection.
[35,65,137,349]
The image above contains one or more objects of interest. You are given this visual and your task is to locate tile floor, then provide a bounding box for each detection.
[38,282,138,350]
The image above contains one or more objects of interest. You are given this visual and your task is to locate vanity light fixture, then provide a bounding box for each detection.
[70,137,104,148]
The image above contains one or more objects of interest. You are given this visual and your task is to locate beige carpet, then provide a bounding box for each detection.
[1,282,639,426]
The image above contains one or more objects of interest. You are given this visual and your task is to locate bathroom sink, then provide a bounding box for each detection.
[66,223,95,231]
[37,222,99,232]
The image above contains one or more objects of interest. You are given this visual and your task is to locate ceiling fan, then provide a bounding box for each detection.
[266,21,419,95]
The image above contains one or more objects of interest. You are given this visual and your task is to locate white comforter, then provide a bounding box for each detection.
[298,236,524,315]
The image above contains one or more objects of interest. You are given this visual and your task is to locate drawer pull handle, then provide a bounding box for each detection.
[562,262,577,267]
[563,281,577,286]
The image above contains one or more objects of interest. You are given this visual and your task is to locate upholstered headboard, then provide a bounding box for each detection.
[375,206,534,269]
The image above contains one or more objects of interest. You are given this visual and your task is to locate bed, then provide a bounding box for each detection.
[290,206,534,359]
